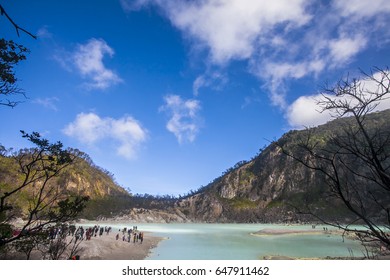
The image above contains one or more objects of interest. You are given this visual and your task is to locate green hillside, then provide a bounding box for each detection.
[0,148,132,220]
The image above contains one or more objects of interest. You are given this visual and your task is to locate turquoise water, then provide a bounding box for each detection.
[99,223,366,260]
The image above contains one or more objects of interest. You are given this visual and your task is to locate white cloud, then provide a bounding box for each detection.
[37,26,53,39]
[287,70,390,128]
[328,34,367,65]
[122,0,311,64]
[256,61,324,109]
[249,0,388,109]
[33,97,59,111]
[241,94,262,109]
[72,38,122,90]
[286,94,333,128]
[160,95,202,143]
[170,0,311,64]
[122,1,390,114]
[120,0,151,11]
[193,71,228,96]
[63,112,147,159]
[333,0,390,18]
[192,76,207,97]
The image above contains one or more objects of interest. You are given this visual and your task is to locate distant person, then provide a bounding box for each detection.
[139,232,144,244]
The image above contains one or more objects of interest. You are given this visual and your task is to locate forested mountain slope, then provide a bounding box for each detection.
[173,109,390,223]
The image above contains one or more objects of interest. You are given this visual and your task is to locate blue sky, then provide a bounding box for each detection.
[1,0,390,196]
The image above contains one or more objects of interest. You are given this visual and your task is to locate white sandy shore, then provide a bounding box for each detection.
[76,232,163,260]
[5,219,164,260]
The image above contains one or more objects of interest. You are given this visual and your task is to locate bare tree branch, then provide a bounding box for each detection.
[0,4,37,39]
[278,68,390,255]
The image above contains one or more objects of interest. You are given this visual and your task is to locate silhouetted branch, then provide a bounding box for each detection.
[278,68,390,254]
[0,4,36,39]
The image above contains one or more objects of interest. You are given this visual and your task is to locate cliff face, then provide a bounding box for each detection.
[174,142,317,223]
[53,155,134,219]
[57,156,129,199]
[111,208,190,223]
[177,193,225,222]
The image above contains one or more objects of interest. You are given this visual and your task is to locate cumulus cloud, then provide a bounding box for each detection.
[286,94,333,128]
[123,0,311,64]
[287,70,390,128]
[328,34,368,65]
[160,95,202,143]
[55,39,122,90]
[63,112,147,159]
[72,38,122,89]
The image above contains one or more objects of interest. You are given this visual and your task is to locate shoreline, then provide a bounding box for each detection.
[250,228,344,237]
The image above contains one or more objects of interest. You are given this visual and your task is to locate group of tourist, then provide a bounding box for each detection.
[116,226,144,244]
[47,224,77,239]
[47,224,145,244]
[82,225,113,240]
[311,224,330,231]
